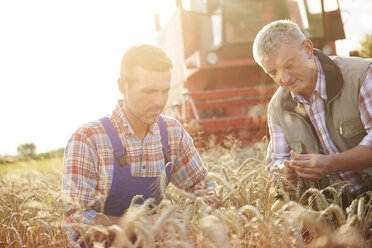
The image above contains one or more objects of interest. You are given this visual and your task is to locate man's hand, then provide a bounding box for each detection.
[146,212,184,240]
[79,224,119,245]
[80,214,121,244]
[289,150,331,181]
[277,159,298,187]
[193,184,220,208]
[145,212,184,225]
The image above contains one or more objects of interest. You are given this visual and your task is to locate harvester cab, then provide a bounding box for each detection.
[155,0,345,145]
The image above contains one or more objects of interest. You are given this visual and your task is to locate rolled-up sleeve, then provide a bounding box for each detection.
[266,114,291,173]
[172,127,207,189]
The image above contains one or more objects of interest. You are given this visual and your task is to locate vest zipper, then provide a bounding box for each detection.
[339,122,343,135]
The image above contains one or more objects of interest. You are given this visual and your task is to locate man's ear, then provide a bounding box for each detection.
[118,77,126,94]
[302,39,314,59]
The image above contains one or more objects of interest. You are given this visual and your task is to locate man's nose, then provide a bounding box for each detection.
[281,70,291,84]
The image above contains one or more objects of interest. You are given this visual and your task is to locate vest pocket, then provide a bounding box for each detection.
[338,117,367,148]
[289,141,306,154]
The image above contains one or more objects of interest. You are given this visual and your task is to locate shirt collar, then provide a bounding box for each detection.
[314,55,327,101]
[111,99,158,137]
[290,55,327,104]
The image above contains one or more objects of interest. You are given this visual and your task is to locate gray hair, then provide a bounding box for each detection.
[253,20,307,66]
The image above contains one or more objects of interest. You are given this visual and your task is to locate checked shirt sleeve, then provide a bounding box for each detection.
[358,64,372,149]
[266,114,291,173]
[171,126,207,190]
[62,130,99,241]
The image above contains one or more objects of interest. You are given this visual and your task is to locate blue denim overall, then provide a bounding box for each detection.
[79,116,172,247]
[100,115,173,217]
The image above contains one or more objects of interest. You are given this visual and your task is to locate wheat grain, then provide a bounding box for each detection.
[130,194,144,208]
[319,204,346,225]
[346,198,358,222]
[357,197,366,223]
[221,167,230,183]
[6,226,23,248]
[207,172,235,193]
[0,143,370,247]
[300,188,329,210]
[321,186,339,205]
[295,179,303,200]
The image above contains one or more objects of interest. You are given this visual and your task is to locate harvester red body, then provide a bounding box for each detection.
[156,0,345,145]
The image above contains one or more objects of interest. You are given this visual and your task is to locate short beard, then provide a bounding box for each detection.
[124,102,159,126]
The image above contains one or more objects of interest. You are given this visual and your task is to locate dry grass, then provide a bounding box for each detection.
[0,170,68,247]
[0,140,371,247]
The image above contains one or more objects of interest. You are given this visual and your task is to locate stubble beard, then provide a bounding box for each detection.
[125,101,162,126]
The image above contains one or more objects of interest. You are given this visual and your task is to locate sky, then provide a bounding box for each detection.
[336,0,372,55]
[0,0,371,156]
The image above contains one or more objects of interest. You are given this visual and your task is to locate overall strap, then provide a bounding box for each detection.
[99,117,128,167]
[157,115,171,164]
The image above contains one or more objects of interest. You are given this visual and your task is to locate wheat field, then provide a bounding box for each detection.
[0,140,371,247]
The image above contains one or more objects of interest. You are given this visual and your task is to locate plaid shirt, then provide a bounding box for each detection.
[62,100,207,240]
[267,57,372,191]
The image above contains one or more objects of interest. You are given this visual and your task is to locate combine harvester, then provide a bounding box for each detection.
[156,0,345,145]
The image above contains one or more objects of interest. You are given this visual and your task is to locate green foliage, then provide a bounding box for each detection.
[17,142,36,158]
[0,155,18,164]
[34,147,64,160]
[0,146,64,165]
[360,32,372,58]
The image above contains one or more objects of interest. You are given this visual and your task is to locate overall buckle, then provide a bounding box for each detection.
[114,148,128,167]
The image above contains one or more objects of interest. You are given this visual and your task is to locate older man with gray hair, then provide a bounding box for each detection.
[253,20,372,196]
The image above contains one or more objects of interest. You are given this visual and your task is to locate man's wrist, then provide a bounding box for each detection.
[325,154,336,174]
[91,213,118,226]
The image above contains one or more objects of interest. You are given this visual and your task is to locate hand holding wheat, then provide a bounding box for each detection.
[290,150,331,181]
[193,184,220,208]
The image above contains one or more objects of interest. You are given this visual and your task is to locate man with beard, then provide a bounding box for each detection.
[62,44,218,245]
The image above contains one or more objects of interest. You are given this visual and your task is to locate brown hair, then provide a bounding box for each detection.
[120,44,173,82]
